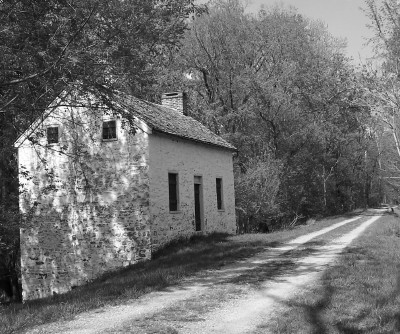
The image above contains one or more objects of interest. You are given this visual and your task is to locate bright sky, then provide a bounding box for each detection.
[246,0,375,63]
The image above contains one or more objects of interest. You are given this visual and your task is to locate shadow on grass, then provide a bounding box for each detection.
[1,211,385,334]
[0,233,334,333]
[292,246,372,334]
[0,233,277,334]
[274,244,400,334]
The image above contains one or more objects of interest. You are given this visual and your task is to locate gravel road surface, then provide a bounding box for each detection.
[29,211,383,334]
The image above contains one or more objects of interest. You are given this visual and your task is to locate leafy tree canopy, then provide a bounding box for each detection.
[159,0,379,230]
[0,0,205,301]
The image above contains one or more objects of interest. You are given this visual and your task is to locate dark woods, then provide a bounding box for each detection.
[165,0,384,232]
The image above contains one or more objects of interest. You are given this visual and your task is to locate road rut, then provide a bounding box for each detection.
[29,212,383,334]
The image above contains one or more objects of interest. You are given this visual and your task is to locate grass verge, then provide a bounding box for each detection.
[0,212,365,334]
[262,213,400,334]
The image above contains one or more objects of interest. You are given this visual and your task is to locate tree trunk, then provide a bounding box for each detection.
[10,273,21,302]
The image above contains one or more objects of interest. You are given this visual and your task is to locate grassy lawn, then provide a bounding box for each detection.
[0,212,365,334]
[262,213,400,334]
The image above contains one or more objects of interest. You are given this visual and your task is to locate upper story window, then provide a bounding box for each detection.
[216,178,223,210]
[102,120,117,140]
[47,126,59,144]
[168,172,179,212]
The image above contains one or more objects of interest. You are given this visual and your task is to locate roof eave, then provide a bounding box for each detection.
[152,129,237,152]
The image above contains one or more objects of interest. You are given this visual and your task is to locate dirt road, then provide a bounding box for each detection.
[29,211,383,334]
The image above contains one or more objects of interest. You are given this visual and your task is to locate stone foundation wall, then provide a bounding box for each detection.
[18,102,151,300]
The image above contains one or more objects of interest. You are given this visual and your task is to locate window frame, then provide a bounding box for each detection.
[102,119,118,141]
[216,177,224,211]
[46,126,59,145]
[168,172,180,212]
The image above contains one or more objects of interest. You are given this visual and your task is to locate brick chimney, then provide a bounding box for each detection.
[161,92,187,115]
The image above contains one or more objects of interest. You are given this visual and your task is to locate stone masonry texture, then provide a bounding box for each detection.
[17,94,236,300]
[18,100,151,300]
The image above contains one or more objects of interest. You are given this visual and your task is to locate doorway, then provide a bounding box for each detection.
[194,176,203,231]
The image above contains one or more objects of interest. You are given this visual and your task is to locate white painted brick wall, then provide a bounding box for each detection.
[148,133,236,248]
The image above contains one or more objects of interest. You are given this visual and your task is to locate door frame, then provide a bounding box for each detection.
[194,175,203,232]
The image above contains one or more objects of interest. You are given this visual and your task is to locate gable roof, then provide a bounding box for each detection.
[14,91,69,148]
[14,90,236,151]
[113,93,236,151]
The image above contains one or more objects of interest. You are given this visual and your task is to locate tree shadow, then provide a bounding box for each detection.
[223,241,326,287]
[18,104,152,300]
[278,247,400,334]
[157,239,328,292]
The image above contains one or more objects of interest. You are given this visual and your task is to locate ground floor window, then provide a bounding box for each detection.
[168,173,179,211]
[216,178,223,210]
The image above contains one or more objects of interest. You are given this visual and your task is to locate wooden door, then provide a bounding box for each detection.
[194,177,202,231]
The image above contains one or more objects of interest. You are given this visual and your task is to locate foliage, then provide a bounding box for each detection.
[0,0,205,301]
[362,0,400,203]
[160,0,379,230]
[0,0,390,301]
[235,155,282,232]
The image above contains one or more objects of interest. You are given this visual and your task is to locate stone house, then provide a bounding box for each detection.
[15,89,236,301]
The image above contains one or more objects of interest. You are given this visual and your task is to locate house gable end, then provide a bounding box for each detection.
[14,92,154,148]
[14,92,70,148]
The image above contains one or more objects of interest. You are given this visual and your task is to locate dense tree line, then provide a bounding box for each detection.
[362,0,400,202]
[0,0,398,301]
[160,0,383,232]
